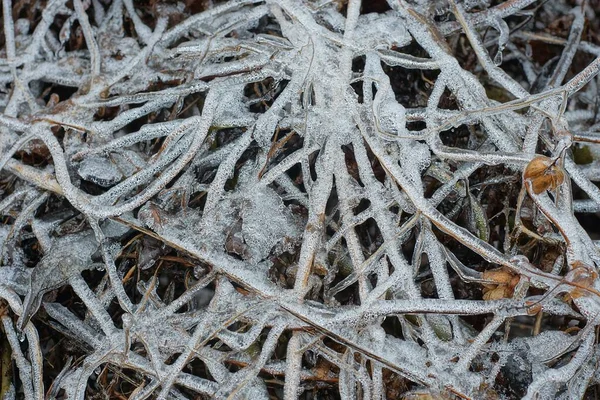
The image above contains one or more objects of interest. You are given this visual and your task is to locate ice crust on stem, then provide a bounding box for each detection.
[1,0,600,398]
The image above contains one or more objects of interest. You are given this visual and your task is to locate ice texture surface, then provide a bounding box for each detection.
[1,0,600,399]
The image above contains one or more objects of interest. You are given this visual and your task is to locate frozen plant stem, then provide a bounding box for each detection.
[1,0,600,399]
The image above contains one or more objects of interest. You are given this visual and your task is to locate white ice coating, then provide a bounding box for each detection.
[1,0,600,399]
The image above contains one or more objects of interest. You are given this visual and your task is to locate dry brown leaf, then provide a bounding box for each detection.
[565,262,598,300]
[523,156,565,194]
[482,268,520,300]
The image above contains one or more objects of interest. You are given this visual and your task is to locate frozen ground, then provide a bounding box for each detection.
[1,0,600,398]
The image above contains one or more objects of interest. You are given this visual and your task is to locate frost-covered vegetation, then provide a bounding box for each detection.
[1,0,600,398]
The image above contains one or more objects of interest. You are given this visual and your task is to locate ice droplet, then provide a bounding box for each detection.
[494,50,503,66]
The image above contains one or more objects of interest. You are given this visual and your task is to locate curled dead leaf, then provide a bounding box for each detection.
[523,156,565,194]
[482,286,513,301]
[526,301,542,316]
[482,268,520,300]
[565,261,598,300]
[482,269,516,285]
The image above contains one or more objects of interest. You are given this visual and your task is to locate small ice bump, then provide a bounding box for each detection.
[77,155,123,187]
[355,12,411,49]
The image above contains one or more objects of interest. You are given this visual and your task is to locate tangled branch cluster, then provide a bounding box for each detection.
[1,0,600,398]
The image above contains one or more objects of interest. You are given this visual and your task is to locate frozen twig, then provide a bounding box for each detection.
[1,0,600,398]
